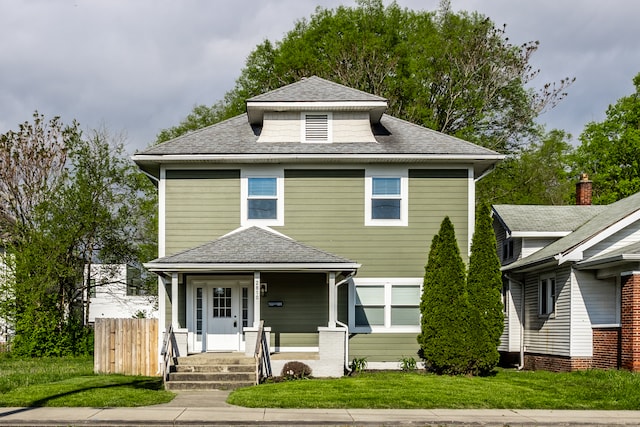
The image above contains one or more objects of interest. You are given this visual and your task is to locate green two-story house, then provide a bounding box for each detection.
[133,76,502,376]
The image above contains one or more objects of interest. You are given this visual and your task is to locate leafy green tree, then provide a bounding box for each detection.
[466,203,504,374]
[573,72,640,204]
[418,216,473,374]
[0,116,155,356]
[478,129,575,205]
[0,112,74,239]
[155,102,230,144]
[158,0,572,152]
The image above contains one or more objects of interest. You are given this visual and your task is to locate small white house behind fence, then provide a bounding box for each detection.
[86,264,157,322]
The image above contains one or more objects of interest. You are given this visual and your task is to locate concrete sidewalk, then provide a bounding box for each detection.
[0,391,639,426]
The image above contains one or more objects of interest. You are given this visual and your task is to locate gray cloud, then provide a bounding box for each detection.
[1,0,638,152]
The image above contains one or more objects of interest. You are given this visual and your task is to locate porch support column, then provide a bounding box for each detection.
[157,276,168,364]
[171,272,179,328]
[328,271,337,328]
[253,271,261,328]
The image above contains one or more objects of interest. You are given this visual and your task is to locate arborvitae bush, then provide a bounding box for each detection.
[467,203,504,375]
[418,216,474,374]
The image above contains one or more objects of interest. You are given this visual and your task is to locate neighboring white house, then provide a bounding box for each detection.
[86,264,157,322]
[0,246,9,344]
[494,176,640,372]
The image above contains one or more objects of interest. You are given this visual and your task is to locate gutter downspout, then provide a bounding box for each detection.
[139,168,160,185]
[474,164,497,182]
[505,273,526,370]
[335,271,356,374]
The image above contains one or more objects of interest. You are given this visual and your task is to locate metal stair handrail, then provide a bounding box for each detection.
[160,324,176,385]
[254,320,272,384]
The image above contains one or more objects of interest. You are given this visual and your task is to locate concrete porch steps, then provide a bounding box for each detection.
[165,353,256,391]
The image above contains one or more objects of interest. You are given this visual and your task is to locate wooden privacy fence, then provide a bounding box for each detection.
[94,318,159,376]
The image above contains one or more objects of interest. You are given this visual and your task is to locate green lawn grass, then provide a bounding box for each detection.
[228,369,640,410]
[0,355,174,407]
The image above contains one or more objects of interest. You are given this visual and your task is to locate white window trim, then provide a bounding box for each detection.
[364,168,408,226]
[301,112,333,143]
[538,273,556,317]
[349,278,422,333]
[240,168,284,226]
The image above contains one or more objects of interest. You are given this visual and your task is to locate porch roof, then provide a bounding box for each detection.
[144,226,361,274]
[576,240,640,270]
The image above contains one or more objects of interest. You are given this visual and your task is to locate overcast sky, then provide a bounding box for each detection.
[1,0,638,153]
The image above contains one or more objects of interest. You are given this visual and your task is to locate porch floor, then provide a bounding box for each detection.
[184,352,319,360]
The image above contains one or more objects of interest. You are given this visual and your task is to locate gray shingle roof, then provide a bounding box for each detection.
[138,113,498,157]
[247,76,386,103]
[148,227,356,265]
[493,205,607,234]
[505,192,640,271]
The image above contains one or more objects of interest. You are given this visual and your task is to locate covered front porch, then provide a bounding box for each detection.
[145,227,360,377]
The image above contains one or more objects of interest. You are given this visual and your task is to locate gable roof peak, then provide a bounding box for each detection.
[247,76,387,103]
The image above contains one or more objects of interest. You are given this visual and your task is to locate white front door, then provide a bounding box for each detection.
[207,286,239,351]
[188,277,252,353]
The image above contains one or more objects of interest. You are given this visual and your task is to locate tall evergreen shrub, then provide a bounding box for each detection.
[418,216,474,374]
[467,203,504,374]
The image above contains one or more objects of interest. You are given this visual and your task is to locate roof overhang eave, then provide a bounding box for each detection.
[576,254,640,270]
[133,154,504,178]
[144,262,361,276]
[510,231,572,238]
[502,257,558,274]
[246,101,388,124]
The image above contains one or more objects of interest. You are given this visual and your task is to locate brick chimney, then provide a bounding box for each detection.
[576,173,593,205]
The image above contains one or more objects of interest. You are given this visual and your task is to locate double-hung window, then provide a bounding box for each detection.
[248,178,277,220]
[241,170,284,226]
[372,178,401,219]
[351,279,421,332]
[365,169,408,226]
[539,275,556,316]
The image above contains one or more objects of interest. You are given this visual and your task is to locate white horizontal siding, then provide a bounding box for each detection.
[521,238,558,258]
[523,266,571,357]
[584,221,640,259]
[258,111,376,143]
[570,269,591,357]
[258,112,300,143]
[499,279,523,352]
[578,270,617,325]
[88,265,157,322]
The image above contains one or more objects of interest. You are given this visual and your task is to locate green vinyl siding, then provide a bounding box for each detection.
[348,333,419,362]
[276,169,469,277]
[164,169,240,255]
[270,333,319,348]
[163,168,469,273]
[260,273,327,334]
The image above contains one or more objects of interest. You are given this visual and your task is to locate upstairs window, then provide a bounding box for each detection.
[372,178,401,219]
[502,238,514,262]
[302,112,332,143]
[364,169,408,226]
[248,177,277,220]
[241,170,284,226]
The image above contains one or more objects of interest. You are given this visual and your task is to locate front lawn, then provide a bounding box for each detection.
[228,369,640,409]
[0,355,174,407]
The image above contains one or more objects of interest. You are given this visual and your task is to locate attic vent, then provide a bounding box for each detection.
[303,113,331,143]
